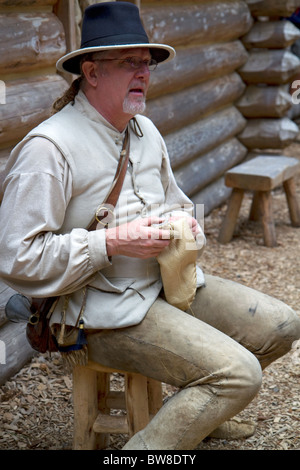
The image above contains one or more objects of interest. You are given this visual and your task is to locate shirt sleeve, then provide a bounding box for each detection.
[0,137,111,298]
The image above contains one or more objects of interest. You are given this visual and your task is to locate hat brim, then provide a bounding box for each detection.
[56,43,176,75]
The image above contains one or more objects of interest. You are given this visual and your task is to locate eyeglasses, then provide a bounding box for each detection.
[96,56,158,71]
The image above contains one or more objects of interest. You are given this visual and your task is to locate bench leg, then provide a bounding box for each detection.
[259,191,277,247]
[218,188,244,244]
[283,177,300,227]
[249,191,261,221]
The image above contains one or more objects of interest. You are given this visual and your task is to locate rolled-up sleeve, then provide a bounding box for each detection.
[0,137,111,297]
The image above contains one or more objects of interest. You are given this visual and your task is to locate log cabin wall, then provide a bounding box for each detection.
[0,0,69,176]
[138,0,252,216]
[237,0,300,151]
[0,0,70,383]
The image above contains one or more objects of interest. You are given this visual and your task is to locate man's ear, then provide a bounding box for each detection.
[81,61,99,88]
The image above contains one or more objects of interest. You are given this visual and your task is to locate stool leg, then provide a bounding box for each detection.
[73,365,99,450]
[259,191,277,247]
[218,188,244,244]
[147,378,163,417]
[96,372,110,449]
[125,373,149,437]
[283,177,300,227]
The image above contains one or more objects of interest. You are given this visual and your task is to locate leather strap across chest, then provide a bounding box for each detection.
[88,126,130,231]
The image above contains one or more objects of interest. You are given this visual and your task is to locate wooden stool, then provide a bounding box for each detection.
[218,155,300,247]
[72,360,163,450]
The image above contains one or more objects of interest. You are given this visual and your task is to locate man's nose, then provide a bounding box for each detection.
[135,63,151,76]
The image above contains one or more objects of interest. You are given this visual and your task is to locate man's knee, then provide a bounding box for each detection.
[189,336,262,406]
[259,303,300,368]
[277,305,300,345]
[200,343,263,410]
[228,347,262,405]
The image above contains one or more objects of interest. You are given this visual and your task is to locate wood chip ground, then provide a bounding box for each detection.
[0,142,299,451]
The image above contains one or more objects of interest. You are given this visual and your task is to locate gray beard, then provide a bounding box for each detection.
[123,96,146,115]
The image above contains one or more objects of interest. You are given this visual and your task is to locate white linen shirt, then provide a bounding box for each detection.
[0,91,205,329]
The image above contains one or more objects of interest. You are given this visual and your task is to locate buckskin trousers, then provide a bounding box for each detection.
[87,274,300,450]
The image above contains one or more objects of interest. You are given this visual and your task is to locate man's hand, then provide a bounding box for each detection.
[105,217,172,259]
[168,215,200,238]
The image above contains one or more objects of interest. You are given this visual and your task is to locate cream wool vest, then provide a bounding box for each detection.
[17,92,195,329]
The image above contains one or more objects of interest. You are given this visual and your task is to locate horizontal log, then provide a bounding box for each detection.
[0,74,68,147]
[148,41,248,100]
[238,117,299,149]
[236,85,292,118]
[241,20,300,50]
[0,0,56,5]
[0,148,14,202]
[165,106,246,169]
[291,38,300,58]
[174,138,247,197]
[142,2,253,47]
[0,13,66,75]
[287,102,300,119]
[145,73,246,135]
[192,177,232,216]
[0,321,35,386]
[0,147,12,171]
[0,280,16,327]
[245,0,300,17]
[142,0,215,3]
[239,50,300,85]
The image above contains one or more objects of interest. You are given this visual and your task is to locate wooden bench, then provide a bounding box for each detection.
[72,361,163,450]
[218,155,300,247]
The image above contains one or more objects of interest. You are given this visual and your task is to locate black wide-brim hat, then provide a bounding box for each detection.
[56,1,176,75]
